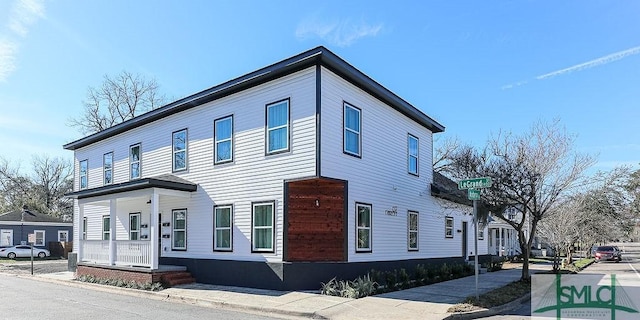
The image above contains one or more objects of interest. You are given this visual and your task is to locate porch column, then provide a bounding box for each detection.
[77,203,84,263]
[149,190,159,269]
[499,228,504,256]
[109,199,116,266]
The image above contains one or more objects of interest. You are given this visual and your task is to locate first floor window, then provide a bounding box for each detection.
[130,213,141,240]
[266,100,289,154]
[408,211,418,251]
[445,217,454,238]
[34,230,45,246]
[82,217,87,240]
[102,216,110,240]
[478,228,484,240]
[58,230,68,242]
[214,205,233,251]
[214,116,233,164]
[172,209,187,250]
[172,129,187,171]
[79,159,88,189]
[252,202,274,252]
[356,203,372,252]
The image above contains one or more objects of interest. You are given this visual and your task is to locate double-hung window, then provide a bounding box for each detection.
[103,152,113,185]
[408,211,418,251]
[445,217,454,238]
[344,103,361,157]
[82,217,87,240]
[130,213,140,240]
[408,134,419,175]
[478,228,484,240]
[252,202,274,252]
[172,129,187,171]
[34,230,45,246]
[79,159,88,189]
[266,99,289,154]
[356,203,372,252]
[214,116,233,164]
[172,209,187,250]
[102,216,110,240]
[58,230,68,242]
[214,205,233,251]
[130,143,141,180]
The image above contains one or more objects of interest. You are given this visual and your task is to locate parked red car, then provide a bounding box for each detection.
[594,246,622,263]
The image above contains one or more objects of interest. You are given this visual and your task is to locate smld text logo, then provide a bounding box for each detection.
[532,274,639,320]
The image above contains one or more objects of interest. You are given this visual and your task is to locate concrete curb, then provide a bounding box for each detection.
[20,272,320,319]
[443,293,531,320]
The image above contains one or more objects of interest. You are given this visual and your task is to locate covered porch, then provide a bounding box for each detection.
[488,224,519,257]
[67,175,197,270]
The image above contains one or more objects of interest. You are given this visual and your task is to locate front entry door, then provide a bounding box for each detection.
[462,222,468,260]
[1,229,13,246]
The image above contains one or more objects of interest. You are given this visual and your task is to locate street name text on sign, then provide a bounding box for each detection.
[458,177,492,190]
[468,189,480,200]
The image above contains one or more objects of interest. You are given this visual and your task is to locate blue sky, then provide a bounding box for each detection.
[0,0,638,174]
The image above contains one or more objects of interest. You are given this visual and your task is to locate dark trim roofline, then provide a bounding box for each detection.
[65,176,197,200]
[64,46,444,151]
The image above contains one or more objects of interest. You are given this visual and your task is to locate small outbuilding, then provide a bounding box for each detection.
[0,206,73,257]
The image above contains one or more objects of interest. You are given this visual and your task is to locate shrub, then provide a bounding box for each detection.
[320,275,377,299]
[398,268,411,289]
[75,275,163,291]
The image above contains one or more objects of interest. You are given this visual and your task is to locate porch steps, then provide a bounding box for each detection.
[161,271,196,287]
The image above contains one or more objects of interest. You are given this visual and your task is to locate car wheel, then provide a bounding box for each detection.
[7,252,16,259]
[37,252,46,258]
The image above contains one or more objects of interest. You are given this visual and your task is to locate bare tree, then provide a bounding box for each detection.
[433,136,461,174]
[445,119,595,281]
[68,71,165,134]
[537,196,584,271]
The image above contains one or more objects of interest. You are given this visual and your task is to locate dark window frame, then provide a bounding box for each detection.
[214,115,234,165]
[343,101,362,158]
[172,128,188,172]
[251,201,276,253]
[265,98,291,155]
[355,202,372,253]
[213,204,233,252]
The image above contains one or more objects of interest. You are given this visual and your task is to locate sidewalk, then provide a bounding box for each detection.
[33,263,552,320]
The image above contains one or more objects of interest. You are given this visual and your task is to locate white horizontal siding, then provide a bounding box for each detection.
[72,67,317,261]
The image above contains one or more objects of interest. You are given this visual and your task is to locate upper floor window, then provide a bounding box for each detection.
[408,211,418,251]
[266,99,289,154]
[130,143,141,180]
[214,116,233,164]
[214,205,233,251]
[172,129,188,172]
[252,202,274,252]
[79,159,88,189]
[130,213,140,240]
[344,103,361,157]
[445,217,454,238]
[103,152,113,185]
[356,202,372,252]
[408,134,419,176]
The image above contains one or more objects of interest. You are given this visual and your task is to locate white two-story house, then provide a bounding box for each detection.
[64,46,487,290]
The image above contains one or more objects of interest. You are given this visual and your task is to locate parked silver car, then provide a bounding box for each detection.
[0,245,50,259]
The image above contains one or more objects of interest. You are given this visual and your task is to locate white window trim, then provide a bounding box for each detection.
[265,99,290,154]
[343,102,362,157]
[356,202,372,252]
[58,230,69,242]
[102,216,110,241]
[34,230,45,246]
[445,217,454,238]
[251,202,275,252]
[79,159,88,190]
[82,217,87,240]
[172,129,188,172]
[130,212,141,240]
[478,228,484,240]
[408,211,418,251]
[214,115,234,164]
[103,152,113,185]
[130,143,141,180]
[172,209,187,250]
[408,134,419,176]
[214,205,233,251]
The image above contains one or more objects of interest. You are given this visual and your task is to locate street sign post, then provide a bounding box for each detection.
[28,233,35,275]
[468,189,480,200]
[458,177,492,190]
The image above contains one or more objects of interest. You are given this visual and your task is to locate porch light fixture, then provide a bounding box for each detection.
[146,199,151,204]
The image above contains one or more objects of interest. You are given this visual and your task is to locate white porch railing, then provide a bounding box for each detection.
[81,240,151,268]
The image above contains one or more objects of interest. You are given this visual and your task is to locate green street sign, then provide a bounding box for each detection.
[468,189,480,200]
[458,177,492,190]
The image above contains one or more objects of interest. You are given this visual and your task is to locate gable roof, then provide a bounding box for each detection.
[431,171,472,207]
[0,209,67,223]
[63,46,444,151]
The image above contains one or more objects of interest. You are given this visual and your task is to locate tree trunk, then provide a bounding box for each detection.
[518,230,530,281]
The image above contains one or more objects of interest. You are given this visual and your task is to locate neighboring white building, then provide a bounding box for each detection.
[65,46,487,290]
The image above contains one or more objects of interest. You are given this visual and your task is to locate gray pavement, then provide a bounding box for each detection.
[26,262,552,320]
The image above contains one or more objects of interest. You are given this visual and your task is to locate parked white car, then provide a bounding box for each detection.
[0,245,50,259]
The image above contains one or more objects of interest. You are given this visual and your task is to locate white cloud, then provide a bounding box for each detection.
[536,45,640,80]
[0,40,18,82]
[8,0,45,37]
[296,17,383,47]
